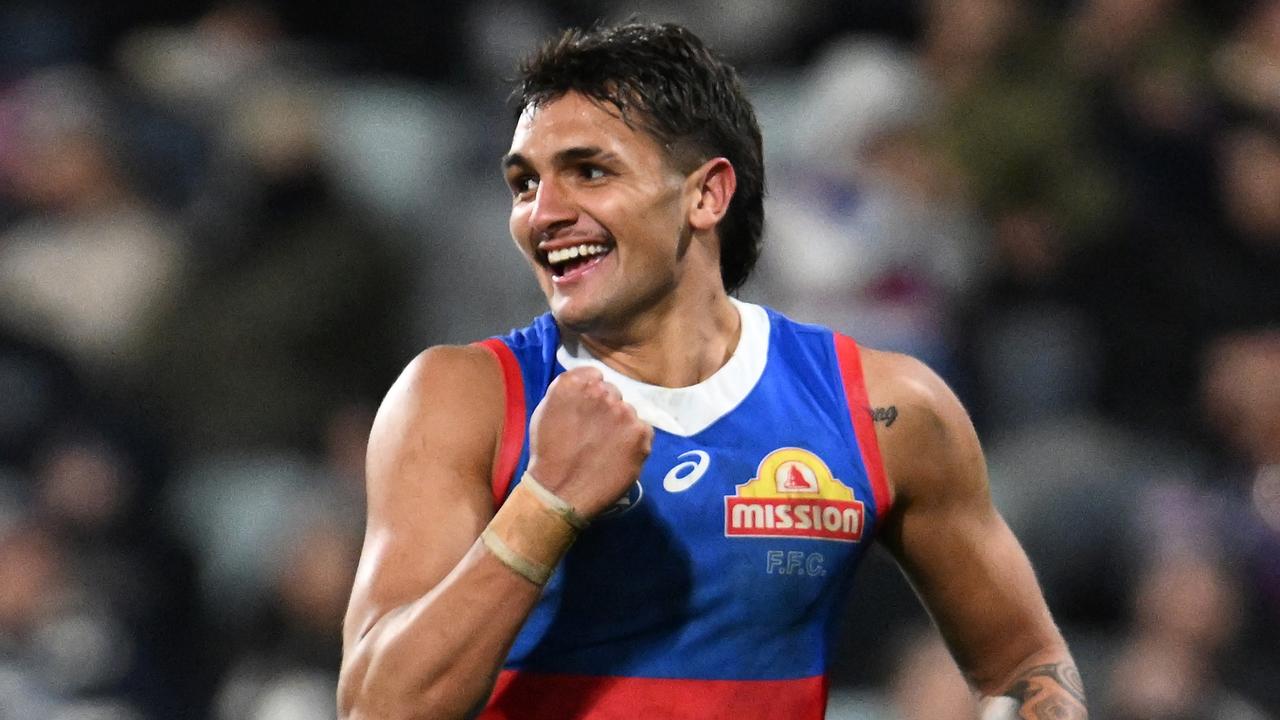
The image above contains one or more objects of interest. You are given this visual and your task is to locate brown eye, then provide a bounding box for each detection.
[511,175,538,196]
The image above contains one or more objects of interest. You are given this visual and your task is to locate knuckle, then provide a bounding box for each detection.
[572,367,603,383]
[561,367,591,386]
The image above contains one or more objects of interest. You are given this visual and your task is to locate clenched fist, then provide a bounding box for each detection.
[525,367,653,519]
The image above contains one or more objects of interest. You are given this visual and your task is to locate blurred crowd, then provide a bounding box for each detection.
[0,0,1276,718]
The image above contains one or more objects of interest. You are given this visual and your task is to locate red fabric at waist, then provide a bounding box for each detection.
[479,669,828,720]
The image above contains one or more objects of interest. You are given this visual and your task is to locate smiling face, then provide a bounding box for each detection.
[503,92,705,335]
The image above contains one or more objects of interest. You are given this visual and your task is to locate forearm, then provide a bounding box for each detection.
[978,653,1088,720]
[339,540,546,720]
[341,474,586,720]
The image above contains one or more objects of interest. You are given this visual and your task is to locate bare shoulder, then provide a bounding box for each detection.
[375,344,504,422]
[368,343,505,469]
[855,346,987,511]
[363,342,508,523]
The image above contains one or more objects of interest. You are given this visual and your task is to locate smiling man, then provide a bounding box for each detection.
[338,22,1087,720]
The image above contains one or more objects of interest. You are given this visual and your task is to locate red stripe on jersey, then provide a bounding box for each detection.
[833,334,892,524]
[477,338,526,506]
[480,670,828,720]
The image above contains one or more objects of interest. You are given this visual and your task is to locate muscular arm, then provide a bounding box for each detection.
[338,346,541,720]
[338,346,651,720]
[860,349,1088,719]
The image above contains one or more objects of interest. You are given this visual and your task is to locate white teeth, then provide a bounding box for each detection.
[547,243,609,266]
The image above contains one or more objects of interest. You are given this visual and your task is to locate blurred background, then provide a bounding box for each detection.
[0,0,1276,718]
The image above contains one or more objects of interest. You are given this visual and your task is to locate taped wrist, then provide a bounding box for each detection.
[519,471,589,530]
[480,472,586,585]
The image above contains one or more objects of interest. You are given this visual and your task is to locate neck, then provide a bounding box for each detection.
[569,289,741,388]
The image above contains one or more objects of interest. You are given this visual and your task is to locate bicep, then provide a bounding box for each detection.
[864,351,1061,693]
[343,345,504,648]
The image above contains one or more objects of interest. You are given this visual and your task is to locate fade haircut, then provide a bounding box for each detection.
[514,22,765,294]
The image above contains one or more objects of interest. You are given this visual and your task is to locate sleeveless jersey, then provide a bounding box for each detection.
[475,301,891,720]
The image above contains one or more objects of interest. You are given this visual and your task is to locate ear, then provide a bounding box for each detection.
[686,157,737,233]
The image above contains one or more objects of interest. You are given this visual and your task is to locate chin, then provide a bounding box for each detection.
[549,303,601,334]
[548,291,628,335]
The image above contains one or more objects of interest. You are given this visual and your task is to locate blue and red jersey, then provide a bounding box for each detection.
[475,301,891,719]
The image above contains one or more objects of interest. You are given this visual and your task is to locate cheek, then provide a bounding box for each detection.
[637,181,690,229]
[609,188,680,238]
[508,204,523,235]
[634,196,688,255]
[509,207,531,248]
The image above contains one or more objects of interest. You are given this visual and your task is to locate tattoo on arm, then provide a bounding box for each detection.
[869,405,898,427]
[1000,663,1087,719]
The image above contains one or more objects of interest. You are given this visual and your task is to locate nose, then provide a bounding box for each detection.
[528,175,577,236]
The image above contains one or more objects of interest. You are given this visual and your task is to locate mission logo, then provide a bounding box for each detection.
[724,448,864,542]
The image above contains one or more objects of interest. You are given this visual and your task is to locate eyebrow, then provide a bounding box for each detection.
[500,146,619,172]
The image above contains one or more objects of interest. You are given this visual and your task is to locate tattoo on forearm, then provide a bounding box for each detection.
[869,405,898,427]
[1001,663,1087,719]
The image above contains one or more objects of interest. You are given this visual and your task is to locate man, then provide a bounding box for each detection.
[338,22,1087,720]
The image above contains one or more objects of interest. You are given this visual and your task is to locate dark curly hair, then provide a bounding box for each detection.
[513,22,765,294]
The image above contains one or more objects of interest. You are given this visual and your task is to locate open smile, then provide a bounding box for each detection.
[539,241,615,283]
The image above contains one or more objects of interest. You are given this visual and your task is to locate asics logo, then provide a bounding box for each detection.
[663,450,711,493]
